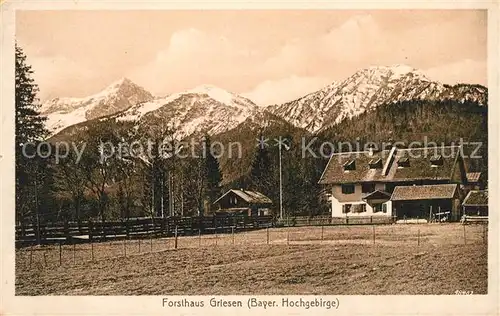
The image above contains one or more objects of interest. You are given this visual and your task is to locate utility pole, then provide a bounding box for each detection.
[277,137,290,220]
[279,143,283,220]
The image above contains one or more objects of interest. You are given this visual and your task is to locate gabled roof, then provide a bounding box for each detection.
[318,150,390,184]
[362,190,391,200]
[463,190,488,206]
[318,146,465,184]
[390,184,458,201]
[213,189,272,205]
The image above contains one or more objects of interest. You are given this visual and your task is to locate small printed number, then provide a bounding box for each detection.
[455,290,474,295]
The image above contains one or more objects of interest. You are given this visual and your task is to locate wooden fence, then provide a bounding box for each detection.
[15,215,274,247]
[279,215,396,226]
[461,215,488,224]
[15,214,398,247]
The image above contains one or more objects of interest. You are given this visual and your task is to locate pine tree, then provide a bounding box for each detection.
[15,44,49,228]
[203,135,222,214]
[15,44,48,145]
[249,135,273,196]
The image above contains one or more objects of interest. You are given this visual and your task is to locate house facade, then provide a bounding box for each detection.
[319,146,470,221]
[213,189,272,216]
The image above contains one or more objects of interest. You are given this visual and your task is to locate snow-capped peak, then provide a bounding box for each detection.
[367,64,430,80]
[184,84,254,109]
[116,83,260,139]
[41,78,153,135]
[268,64,486,133]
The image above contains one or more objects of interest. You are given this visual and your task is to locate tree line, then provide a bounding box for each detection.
[15,44,488,226]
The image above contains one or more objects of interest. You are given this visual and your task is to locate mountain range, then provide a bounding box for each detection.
[41,64,487,139]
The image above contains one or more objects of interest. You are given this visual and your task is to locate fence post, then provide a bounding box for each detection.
[150,234,153,252]
[483,224,487,244]
[29,244,33,267]
[266,227,269,245]
[88,220,94,243]
[174,226,178,249]
[287,230,290,246]
[213,215,217,234]
[417,229,420,246]
[215,230,218,247]
[91,240,94,262]
[321,225,324,242]
[138,238,141,253]
[372,225,375,244]
[64,220,70,242]
[232,226,235,245]
[59,242,62,266]
[125,219,130,239]
[463,224,467,245]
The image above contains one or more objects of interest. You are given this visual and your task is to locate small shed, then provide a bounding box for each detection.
[462,190,488,216]
[390,184,461,221]
[213,189,273,216]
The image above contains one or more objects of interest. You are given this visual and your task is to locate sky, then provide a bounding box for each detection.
[16,10,487,105]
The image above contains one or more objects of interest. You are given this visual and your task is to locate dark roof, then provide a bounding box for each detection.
[466,172,482,183]
[390,184,458,201]
[363,190,391,200]
[463,190,488,206]
[213,189,272,205]
[318,150,390,184]
[319,146,465,184]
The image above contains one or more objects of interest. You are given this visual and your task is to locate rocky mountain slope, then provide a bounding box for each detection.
[41,78,153,135]
[116,84,262,139]
[267,64,487,133]
[44,64,487,140]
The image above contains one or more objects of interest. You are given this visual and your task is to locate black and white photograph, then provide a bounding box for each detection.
[1,3,499,315]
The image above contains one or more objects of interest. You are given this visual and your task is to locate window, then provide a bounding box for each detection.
[373,203,388,213]
[341,184,355,194]
[342,204,352,214]
[352,204,366,213]
[397,157,410,168]
[343,159,356,171]
[362,183,376,193]
[430,155,443,167]
[369,158,382,169]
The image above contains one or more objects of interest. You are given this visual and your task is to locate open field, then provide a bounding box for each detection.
[16,223,488,295]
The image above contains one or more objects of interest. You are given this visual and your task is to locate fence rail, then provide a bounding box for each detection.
[16,214,400,247]
[461,215,488,224]
[15,215,276,247]
[279,215,395,226]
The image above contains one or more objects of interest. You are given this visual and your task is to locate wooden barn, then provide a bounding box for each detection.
[462,190,488,216]
[390,184,461,221]
[213,189,272,216]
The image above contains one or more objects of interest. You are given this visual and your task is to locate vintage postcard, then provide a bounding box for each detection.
[1,1,499,315]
